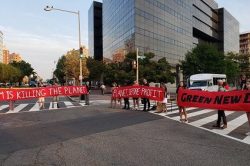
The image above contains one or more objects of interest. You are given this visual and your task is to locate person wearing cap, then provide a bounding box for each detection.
[213,79,227,129]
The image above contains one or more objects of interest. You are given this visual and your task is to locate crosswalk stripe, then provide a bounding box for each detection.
[49,102,58,109]
[0,105,9,111]
[212,114,248,135]
[7,104,28,113]
[165,107,194,116]
[242,136,250,144]
[171,109,214,121]
[79,103,86,106]
[29,103,40,112]
[64,101,75,108]
[189,111,234,127]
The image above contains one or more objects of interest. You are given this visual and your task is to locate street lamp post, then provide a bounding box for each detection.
[44,6,83,86]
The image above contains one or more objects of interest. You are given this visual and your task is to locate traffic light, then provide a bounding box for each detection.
[79,47,83,54]
[132,60,137,69]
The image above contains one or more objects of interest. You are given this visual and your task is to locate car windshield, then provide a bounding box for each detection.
[191,81,207,87]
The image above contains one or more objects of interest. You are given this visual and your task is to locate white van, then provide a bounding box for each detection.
[188,73,226,91]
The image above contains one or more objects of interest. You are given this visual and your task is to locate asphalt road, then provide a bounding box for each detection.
[0,104,250,166]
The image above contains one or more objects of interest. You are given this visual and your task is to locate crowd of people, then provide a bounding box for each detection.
[109,75,250,135]
[110,79,169,113]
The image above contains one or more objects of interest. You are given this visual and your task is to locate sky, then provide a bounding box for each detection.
[0,0,249,80]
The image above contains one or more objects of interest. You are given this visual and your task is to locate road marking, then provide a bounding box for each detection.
[64,101,74,108]
[164,107,194,115]
[7,104,28,113]
[242,136,250,144]
[212,114,248,135]
[49,102,58,109]
[29,103,40,112]
[171,109,213,120]
[189,111,234,127]
[0,105,9,110]
[79,103,87,106]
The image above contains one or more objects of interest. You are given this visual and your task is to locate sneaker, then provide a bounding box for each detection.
[221,125,227,129]
[245,132,250,136]
[184,119,189,123]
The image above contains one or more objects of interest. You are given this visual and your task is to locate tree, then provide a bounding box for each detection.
[10,60,34,82]
[86,57,106,81]
[181,43,226,77]
[54,56,66,84]
[103,52,174,85]
[64,49,89,84]
[227,52,250,76]
[0,63,21,83]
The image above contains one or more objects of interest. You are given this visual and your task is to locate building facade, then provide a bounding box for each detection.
[3,46,9,64]
[240,32,250,54]
[0,31,3,63]
[9,53,22,63]
[102,0,239,65]
[88,1,103,61]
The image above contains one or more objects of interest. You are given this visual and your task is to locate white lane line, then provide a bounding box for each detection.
[212,114,248,135]
[79,103,87,106]
[64,101,75,108]
[149,107,195,117]
[0,105,9,111]
[7,104,28,113]
[29,103,40,112]
[242,136,250,144]
[165,107,195,116]
[49,102,58,109]
[171,109,214,121]
[189,111,234,127]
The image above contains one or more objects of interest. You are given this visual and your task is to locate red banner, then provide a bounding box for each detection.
[177,89,250,112]
[0,86,88,101]
[112,86,165,101]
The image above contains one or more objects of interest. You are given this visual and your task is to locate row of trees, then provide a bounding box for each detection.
[0,61,34,83]
[54,43,250,86]
[54,50,175,85]
[181,43,250,83]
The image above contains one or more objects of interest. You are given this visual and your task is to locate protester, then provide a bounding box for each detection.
[155,83,167,113]
[122,82,130,110]
[100,83,106,95]
[176,81,188,122]
[132,80,139,110]
[38,83,45,110]
[52,82,59,108]
[245,79,250,136]
[240,74,247,90]
[117,84,122,108]
[161,82,168,112]
[111,82,117,108]
[142,79,150,111]
[213,80,227,129]
[150,84,159,110]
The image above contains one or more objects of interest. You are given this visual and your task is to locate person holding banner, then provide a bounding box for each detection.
[122,82,130,110]
[142,79,150,111]
[38,83,45,110]
[176,81,188,123]
[213,80,227,129]
[111,82,117,108]
[132,81,140,110]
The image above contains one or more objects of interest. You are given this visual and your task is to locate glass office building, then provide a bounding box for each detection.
[102,0,239,66]
[88,1,103,61]
[0,31,3,63]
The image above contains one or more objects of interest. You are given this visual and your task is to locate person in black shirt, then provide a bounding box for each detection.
[142,79,150,111]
